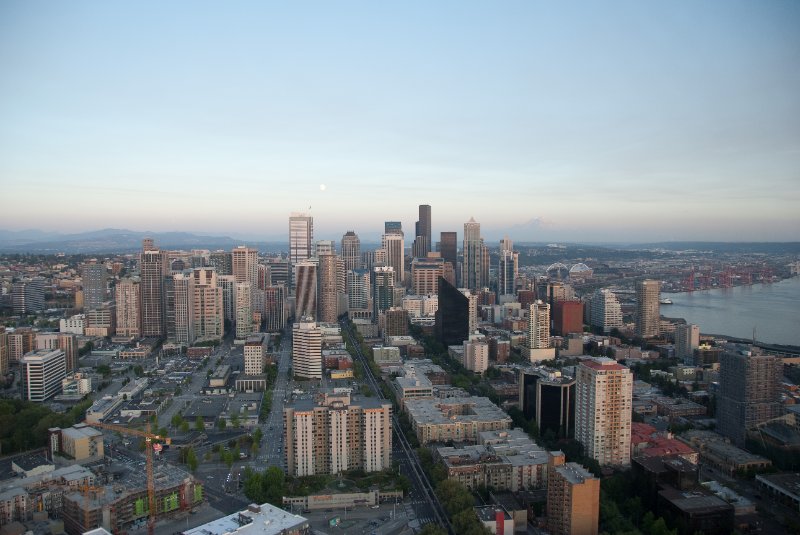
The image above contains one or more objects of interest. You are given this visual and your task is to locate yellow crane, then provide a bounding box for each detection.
[86,420,170,535]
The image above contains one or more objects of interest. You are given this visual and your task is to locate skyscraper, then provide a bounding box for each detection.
[438,231,458,276]
[575,358,633,466]
[235,282,253,339]
[462,218,485,291]
[497,249,518,297]
[317,253,339,323]
[341,231,361,272]
[411,254,445,296]
[295,261,317,320]
[635,279,661,338]
[172,271,196,345]
[140,247,169,337]
[192,267,224,341]
[412,204,432,258]
[21,349,67,402]
[115,277,141,338]
[674,324,700,363]
[264,285,287,332]
[717,347,782,447]
[384,221,402,235]
[347,269,371,313]
[232,246,258,286]
[81,262,107,311]
[527,300,555,361]
[289,212,314,264]
[382,233,405,286]
[292,319,322,379]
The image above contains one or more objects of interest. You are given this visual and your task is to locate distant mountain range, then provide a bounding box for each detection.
[1,229,797,255]
[0,228,287,254]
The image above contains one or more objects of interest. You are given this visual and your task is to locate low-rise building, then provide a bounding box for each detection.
[475,505,514,535]
[183,502,309,535]
[680,430,772,476]
[405,396,512,445]
[49,424,104,462]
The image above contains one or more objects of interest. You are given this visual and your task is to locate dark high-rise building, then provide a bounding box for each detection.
[518,290,536,310]
[140,247,169,337]
[717,347,782,447]
[438,232,457,267]
[209,251,232,276]
[412,204,432,258]
[81,262,107,311]
[462,218,485,291]
[519,368,576,438]
[264,285,286,332]
[317,253,339,323]
[435,277,470,347]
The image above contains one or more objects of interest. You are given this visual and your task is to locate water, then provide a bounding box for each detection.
[664,276,800,346]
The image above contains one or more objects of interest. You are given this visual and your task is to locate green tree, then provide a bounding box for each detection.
[217,418,227,430]
[195,416,205,431]
[180,421,190,433]
[186,448,198,473]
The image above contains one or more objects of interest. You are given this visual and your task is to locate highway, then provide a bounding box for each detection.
[257,330,293,469]
[339,319,454,535]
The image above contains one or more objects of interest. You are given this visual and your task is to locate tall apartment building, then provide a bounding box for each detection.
[382,233,405,287]
[411,254,445,295]
[546,461,600,535]
[589,289,623,333]
[463,335,489,374]
[284,391,392,476]
[575,358,633,466]
[115,277,141,338]
[235,282,253,339]
[81,262,107,311]
[675,324,700,363]
[21,349,67,402]
[317,253,339,323]
[12,278,46,314]
[243,334,268,376]
[289,212,314,265]
[140,246,169,337]
[8,328,35,362]
[717,347,782,447]
[295,261,317,320]
[341,231,361,272]
[347,269,371,314]
[527,300,555,361]
[217,275,236,324]
[635,279,661,338]
[292,319,322,379]
[462,218,485,291]
[412,204,432,259]
[373,266,395,319]
[232,246,258,286]
[171,271,195,345]
[192,267,224,341]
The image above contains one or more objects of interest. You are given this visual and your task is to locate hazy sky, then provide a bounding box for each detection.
[1,1,798,243]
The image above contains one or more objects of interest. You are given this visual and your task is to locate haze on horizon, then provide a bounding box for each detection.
[1,1,798,243]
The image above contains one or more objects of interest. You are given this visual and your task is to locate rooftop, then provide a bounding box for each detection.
[581,357,628,371]
[554,462,597,485]
[182,503,309,535]
[405,396,512,426]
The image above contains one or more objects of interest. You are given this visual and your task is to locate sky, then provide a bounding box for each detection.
[1,1,799,243]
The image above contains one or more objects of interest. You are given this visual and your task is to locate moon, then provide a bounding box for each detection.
[319,184,326,191]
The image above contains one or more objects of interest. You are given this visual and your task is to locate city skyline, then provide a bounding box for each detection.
[1,2,798,242]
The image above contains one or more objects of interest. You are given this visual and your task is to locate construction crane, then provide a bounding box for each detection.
[85,420,169,535]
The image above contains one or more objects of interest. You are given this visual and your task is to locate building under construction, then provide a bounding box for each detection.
[62,462,203,534]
